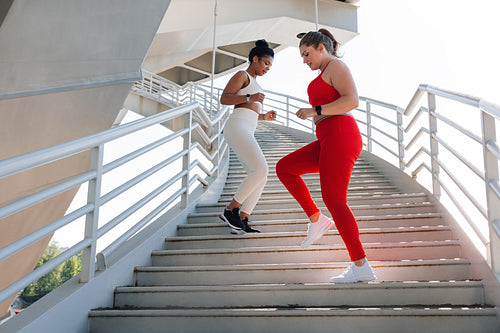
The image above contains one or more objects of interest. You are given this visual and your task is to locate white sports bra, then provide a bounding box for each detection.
[237,71,264,112]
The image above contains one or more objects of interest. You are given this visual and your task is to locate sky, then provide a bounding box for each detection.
[214,0,500,108]
[54,0,500,249]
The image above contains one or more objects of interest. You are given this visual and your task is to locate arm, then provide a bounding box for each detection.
[296,60,359,119]
[220,71,249,105]
[321,59,359,115]
[220,71,265,105]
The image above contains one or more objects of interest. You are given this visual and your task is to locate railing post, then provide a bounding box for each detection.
[366,101,372,152]
[481,111,500,276]
[427,93,441,199]
[181,110,192,208]
[397,108,405,170]
[157,80,161,102]
[213,119,220,178]
[286,97,290,128]
[81,144,104,282]
[217,89,221,112]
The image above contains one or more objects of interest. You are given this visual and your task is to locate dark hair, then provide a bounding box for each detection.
[299,28,340,57]
[248,39,274,62]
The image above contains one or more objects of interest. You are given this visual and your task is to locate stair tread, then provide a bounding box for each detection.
[114,280,484,292]
[179,212,444,229]
[188,202,436,217]
[198,193,429,208]
[135,258,471,272]
[153,240,461,256]
[167,225,451,242]
[89,306,498,317]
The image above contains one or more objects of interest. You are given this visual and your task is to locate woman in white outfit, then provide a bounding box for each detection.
[219,40,277,234]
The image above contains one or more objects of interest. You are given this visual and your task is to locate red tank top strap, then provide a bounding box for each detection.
[320,61,330,74]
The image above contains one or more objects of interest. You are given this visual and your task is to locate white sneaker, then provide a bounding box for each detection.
[330,262,376,283]
[300,214,334,247]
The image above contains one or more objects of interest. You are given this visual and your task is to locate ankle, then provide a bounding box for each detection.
[309,212,321,223]
[227,198,242,211]
[353,258,367,267]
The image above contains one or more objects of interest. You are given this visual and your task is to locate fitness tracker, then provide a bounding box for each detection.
[246,94,251,103]
[315,105,322,115]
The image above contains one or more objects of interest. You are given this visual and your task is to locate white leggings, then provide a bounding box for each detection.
[223,108,268,215]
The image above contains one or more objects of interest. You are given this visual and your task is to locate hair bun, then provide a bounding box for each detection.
[255,39,269,48]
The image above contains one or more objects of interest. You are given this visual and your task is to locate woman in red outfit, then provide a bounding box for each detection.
[276,29,375,283]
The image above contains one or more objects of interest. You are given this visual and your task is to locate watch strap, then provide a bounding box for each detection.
[315,105,322,115]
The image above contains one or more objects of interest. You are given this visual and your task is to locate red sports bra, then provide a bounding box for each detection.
[307,62,341,107]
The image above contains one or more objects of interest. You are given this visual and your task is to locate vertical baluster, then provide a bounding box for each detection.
[81,144,104,282]
[181,110,192,208]
[217,89,221,112]
[366,101,372,152]
[213,119,220,178]
[428,93,441,199]
[397,107,405,170]
[286,97,290,128]
[481,110,500,276]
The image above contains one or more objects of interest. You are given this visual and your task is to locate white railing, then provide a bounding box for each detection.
[354,85,500,278]
[2,67,500,312]
[208,82,500,278]
[135,70,222,117]
[0,76,230,305]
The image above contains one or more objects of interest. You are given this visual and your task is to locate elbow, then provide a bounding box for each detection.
[220,95,231,105]
[351,96,359,110]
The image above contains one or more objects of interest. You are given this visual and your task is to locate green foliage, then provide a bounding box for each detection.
[20,242,82,303]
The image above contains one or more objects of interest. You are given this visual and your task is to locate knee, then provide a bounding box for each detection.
[249,159,268,180]
[276,158,289,179]
[322,194,348,212]
[256,161,268,179]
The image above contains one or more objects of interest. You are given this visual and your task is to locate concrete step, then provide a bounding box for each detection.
[218,190,406,204]
[218,186,401,200]
[228,160,373,168]
[197,193,429,213]
[88,306,500,333]
[177,213,444,236]
[222,180,393,193]
[133,259,471,286]
[223,176,389,188]
[113,280,484,309]
[187,202,437,224]
[226,169,382,178]
[152,241,461,266]
[165,225,453,250]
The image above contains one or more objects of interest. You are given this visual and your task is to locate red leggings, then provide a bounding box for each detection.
[276,116,366,261]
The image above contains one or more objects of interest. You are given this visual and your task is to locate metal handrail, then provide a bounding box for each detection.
[3,65,500,311]
[0,72,231,304]
[202,80,500,277]
[358,84,500,277]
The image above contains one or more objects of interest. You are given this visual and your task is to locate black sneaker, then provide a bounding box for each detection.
[241,217,260,233]
[219,207,244,230]
[230,228,246,235]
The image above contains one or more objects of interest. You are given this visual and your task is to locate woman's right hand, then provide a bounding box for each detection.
[249,93,265,103]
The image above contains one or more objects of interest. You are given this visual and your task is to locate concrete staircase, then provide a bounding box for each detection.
[88,123,499,332]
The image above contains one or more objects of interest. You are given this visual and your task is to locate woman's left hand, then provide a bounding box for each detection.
[264,110,277,121]
[296,108,315,120]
